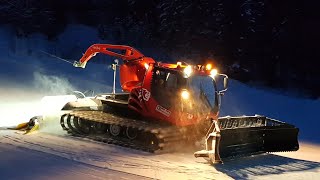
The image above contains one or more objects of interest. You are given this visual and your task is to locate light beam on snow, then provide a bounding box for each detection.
[0,95,77,127]
[40,95,76,114]
[0,101,42,127]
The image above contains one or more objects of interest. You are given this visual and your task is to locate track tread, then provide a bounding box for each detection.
[60,111,186,153]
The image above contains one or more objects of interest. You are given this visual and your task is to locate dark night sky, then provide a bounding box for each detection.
[0,0,319,97]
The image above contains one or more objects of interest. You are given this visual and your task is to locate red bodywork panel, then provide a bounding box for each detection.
[128,63,218,126]
[119,57,154,92]
[76,44,218,126]
[78,44,155,92]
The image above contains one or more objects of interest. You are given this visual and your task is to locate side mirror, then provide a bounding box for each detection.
[223,77,228,90]
[218,74,228,95]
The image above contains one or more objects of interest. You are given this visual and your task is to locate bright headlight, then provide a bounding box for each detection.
[206,64,212,70]
[181,90,190,100]
[183,65,192,77]
[210,69,218,78]
[144,63,149,70]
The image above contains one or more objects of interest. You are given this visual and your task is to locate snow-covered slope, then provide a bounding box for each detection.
[0,25,320,179]
[1,126,319,180]
[220,79,320,144]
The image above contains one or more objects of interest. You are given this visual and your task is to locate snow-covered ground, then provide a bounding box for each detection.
[1,127,319,180]
[0,24,319,179]
[0,138,148,180]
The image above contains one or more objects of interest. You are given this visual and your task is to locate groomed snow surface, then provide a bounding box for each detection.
[0,25,319,179]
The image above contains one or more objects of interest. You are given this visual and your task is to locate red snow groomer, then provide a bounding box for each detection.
[58,44,299,164]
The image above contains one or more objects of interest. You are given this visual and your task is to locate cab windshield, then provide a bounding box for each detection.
[187,75,217,112]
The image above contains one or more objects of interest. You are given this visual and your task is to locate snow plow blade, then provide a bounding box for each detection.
[194,115,299,164]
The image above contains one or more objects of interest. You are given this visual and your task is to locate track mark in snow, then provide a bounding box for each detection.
[0,142,150,180]
[0,131,230,179]
[215,153,320,179]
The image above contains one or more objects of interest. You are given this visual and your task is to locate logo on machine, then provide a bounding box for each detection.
[138,88,150,102]
[156,105,171,117]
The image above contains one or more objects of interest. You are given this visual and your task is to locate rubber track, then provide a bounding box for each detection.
[60,111,187,153]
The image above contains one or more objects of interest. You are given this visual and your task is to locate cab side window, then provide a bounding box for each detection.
[152,68,179,109]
